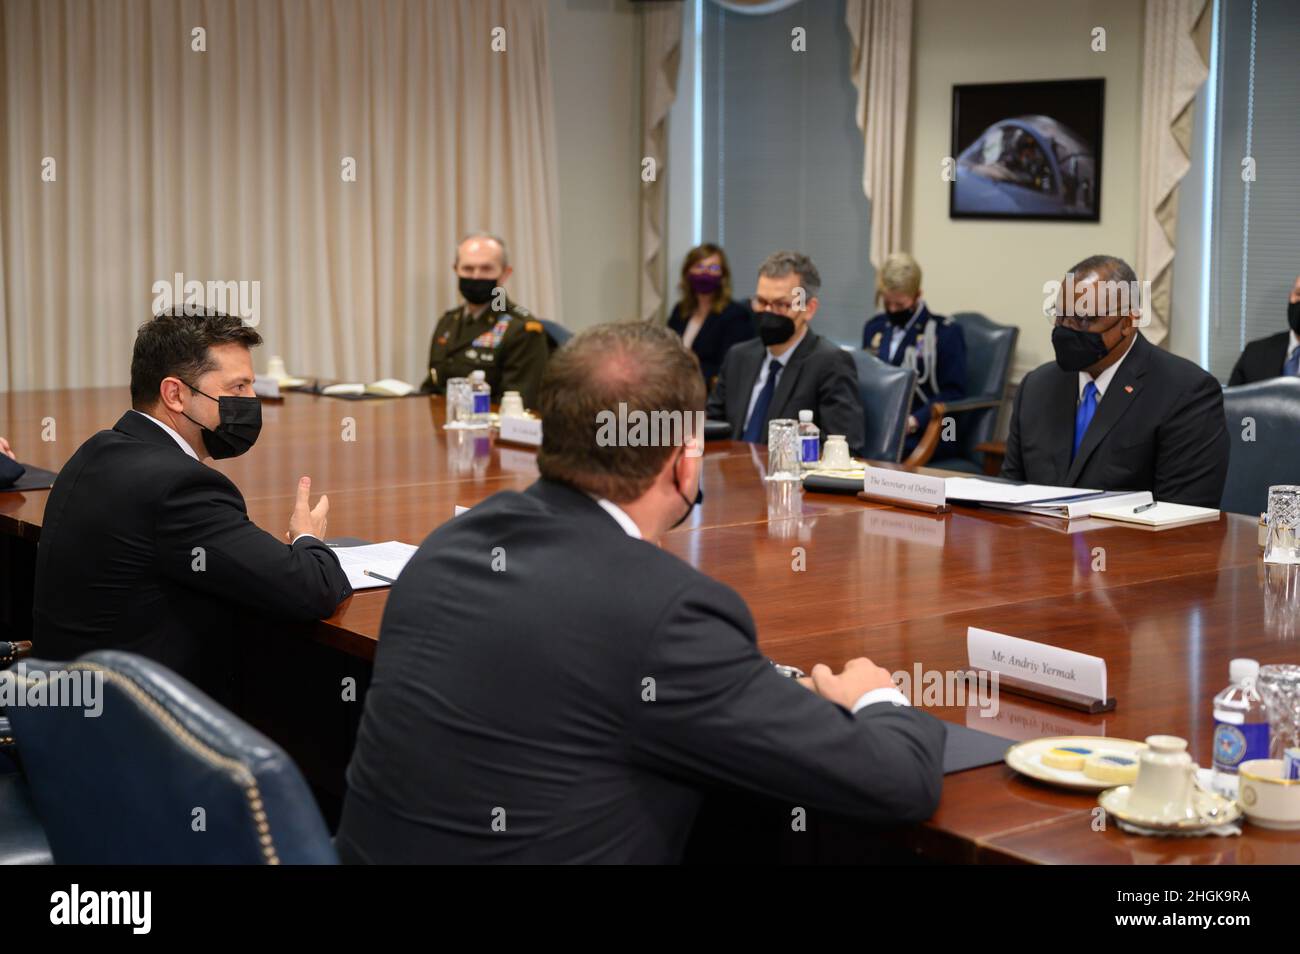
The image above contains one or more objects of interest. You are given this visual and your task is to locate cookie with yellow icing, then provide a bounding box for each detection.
[1041,745,1094,771]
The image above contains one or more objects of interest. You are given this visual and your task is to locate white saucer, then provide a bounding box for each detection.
[1004,735,1146,792]
[1098,785,1242,833]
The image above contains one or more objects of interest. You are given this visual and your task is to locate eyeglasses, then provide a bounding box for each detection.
[750,297,799,316]
[1048,308,1124,331]
[690,264,723,275]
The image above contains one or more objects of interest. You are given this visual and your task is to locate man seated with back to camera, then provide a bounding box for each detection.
[336,320,945,864]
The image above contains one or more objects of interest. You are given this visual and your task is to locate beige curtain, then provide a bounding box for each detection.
[0,0,562,391]
[1137,0,1211,347]
[638,2,683,324]
[845,0,912,271]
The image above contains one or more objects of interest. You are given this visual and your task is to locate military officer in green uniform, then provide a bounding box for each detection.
[421,232,550,408]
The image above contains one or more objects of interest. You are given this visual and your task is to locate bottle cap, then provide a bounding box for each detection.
[471,370,486,382]
[798,410,813,423]
[1230,658,1259,683]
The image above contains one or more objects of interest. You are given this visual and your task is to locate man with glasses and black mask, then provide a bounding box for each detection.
[1002,254,1228,508]
[32,308,351,702]
[420,232,550,408]
[1228,273,1300,385]
[705,250,865,455]
[337,321,944,863]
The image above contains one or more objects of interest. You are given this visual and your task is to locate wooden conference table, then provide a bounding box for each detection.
[3,387,1299,865]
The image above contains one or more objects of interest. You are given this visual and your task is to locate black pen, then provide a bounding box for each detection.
[1133,501,1158,514]
[363,569,397,584]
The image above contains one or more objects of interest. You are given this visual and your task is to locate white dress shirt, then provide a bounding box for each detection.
[1077,333,1135,401]
[595,493,906,713]
[132,409,198,460]
[742,328,806,432]
[1289,331,1300,363]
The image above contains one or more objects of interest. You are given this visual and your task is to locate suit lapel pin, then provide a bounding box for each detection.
[1124,385,1134,393]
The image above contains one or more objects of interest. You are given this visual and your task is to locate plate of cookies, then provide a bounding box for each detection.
[1005,736,1148,791]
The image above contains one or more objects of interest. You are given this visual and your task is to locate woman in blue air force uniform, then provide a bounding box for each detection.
[862,252,967,457]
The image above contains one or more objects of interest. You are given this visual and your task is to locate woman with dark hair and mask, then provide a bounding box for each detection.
[666,243,755,387]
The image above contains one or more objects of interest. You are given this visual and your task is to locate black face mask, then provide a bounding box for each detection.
[669,476,704,531]
[756,312,796,347]
[1288,300,1300,335]
[1051,324,1113,373]
[459,276,499,306]
[885,307,912,326]
[180,384,263,459]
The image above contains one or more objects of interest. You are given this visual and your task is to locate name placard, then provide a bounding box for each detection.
[861,466,947,512]
[967,626,1112,712]
[498,415,543,447]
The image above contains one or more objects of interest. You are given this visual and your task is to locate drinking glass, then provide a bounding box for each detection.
[445,377,471,427]
[1258,664,1300,759]
[1264,485,1300,564]
[766,419,800,482]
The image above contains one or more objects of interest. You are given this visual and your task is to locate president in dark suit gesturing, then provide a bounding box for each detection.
[1003,255,1228,508]
[32,309,352,701]
[706,250,865,455]
[338,321,944,864]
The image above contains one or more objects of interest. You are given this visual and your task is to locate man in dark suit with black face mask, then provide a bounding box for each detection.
[706,250,865,455]
[32,308,351,700]
[1228,274,1300,386]
[1002,254,1228,508]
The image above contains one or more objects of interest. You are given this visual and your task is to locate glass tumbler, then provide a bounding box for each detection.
[1258,663,1300,759]
[1264,485,1300,564]
[766,419,801,482]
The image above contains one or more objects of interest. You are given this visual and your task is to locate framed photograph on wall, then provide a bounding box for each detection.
[949,78,1104,222]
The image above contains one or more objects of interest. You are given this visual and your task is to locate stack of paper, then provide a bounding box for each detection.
[321,378,416,398]
[329,540,419,590]
[943,478,1151,519]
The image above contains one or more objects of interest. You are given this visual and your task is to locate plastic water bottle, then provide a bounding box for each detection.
[1212,658,1270,794]
[469,370,491,426]
[797,409,820,469]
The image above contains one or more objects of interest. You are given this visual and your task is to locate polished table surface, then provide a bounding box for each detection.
[3,386,1299,864]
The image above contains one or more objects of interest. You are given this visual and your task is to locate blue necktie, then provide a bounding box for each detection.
[1073,381,1098,460]
[743,359,783,443]
[1285,349,1300,377]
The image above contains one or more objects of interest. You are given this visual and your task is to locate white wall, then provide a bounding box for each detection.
[547,0,643,330]
[907,0,1144,378]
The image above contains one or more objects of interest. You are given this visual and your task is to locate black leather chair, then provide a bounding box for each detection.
[907,311,1018,471]
[0,774,52,864]
[1221,377,1300,516]
[851,350,916,463]
[539,318,572,352]
[4,651,337,864]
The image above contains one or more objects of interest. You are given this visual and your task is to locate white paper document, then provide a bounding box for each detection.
[330,540,419,590]
[944,477,1100,505]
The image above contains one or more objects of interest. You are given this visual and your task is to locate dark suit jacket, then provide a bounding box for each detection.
[705,331,866,455]
[1001,333,1229,508]
[32,411,352,699]
[667,299,755,385]
[337,479,946,864]
[1228,331,1292,386]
